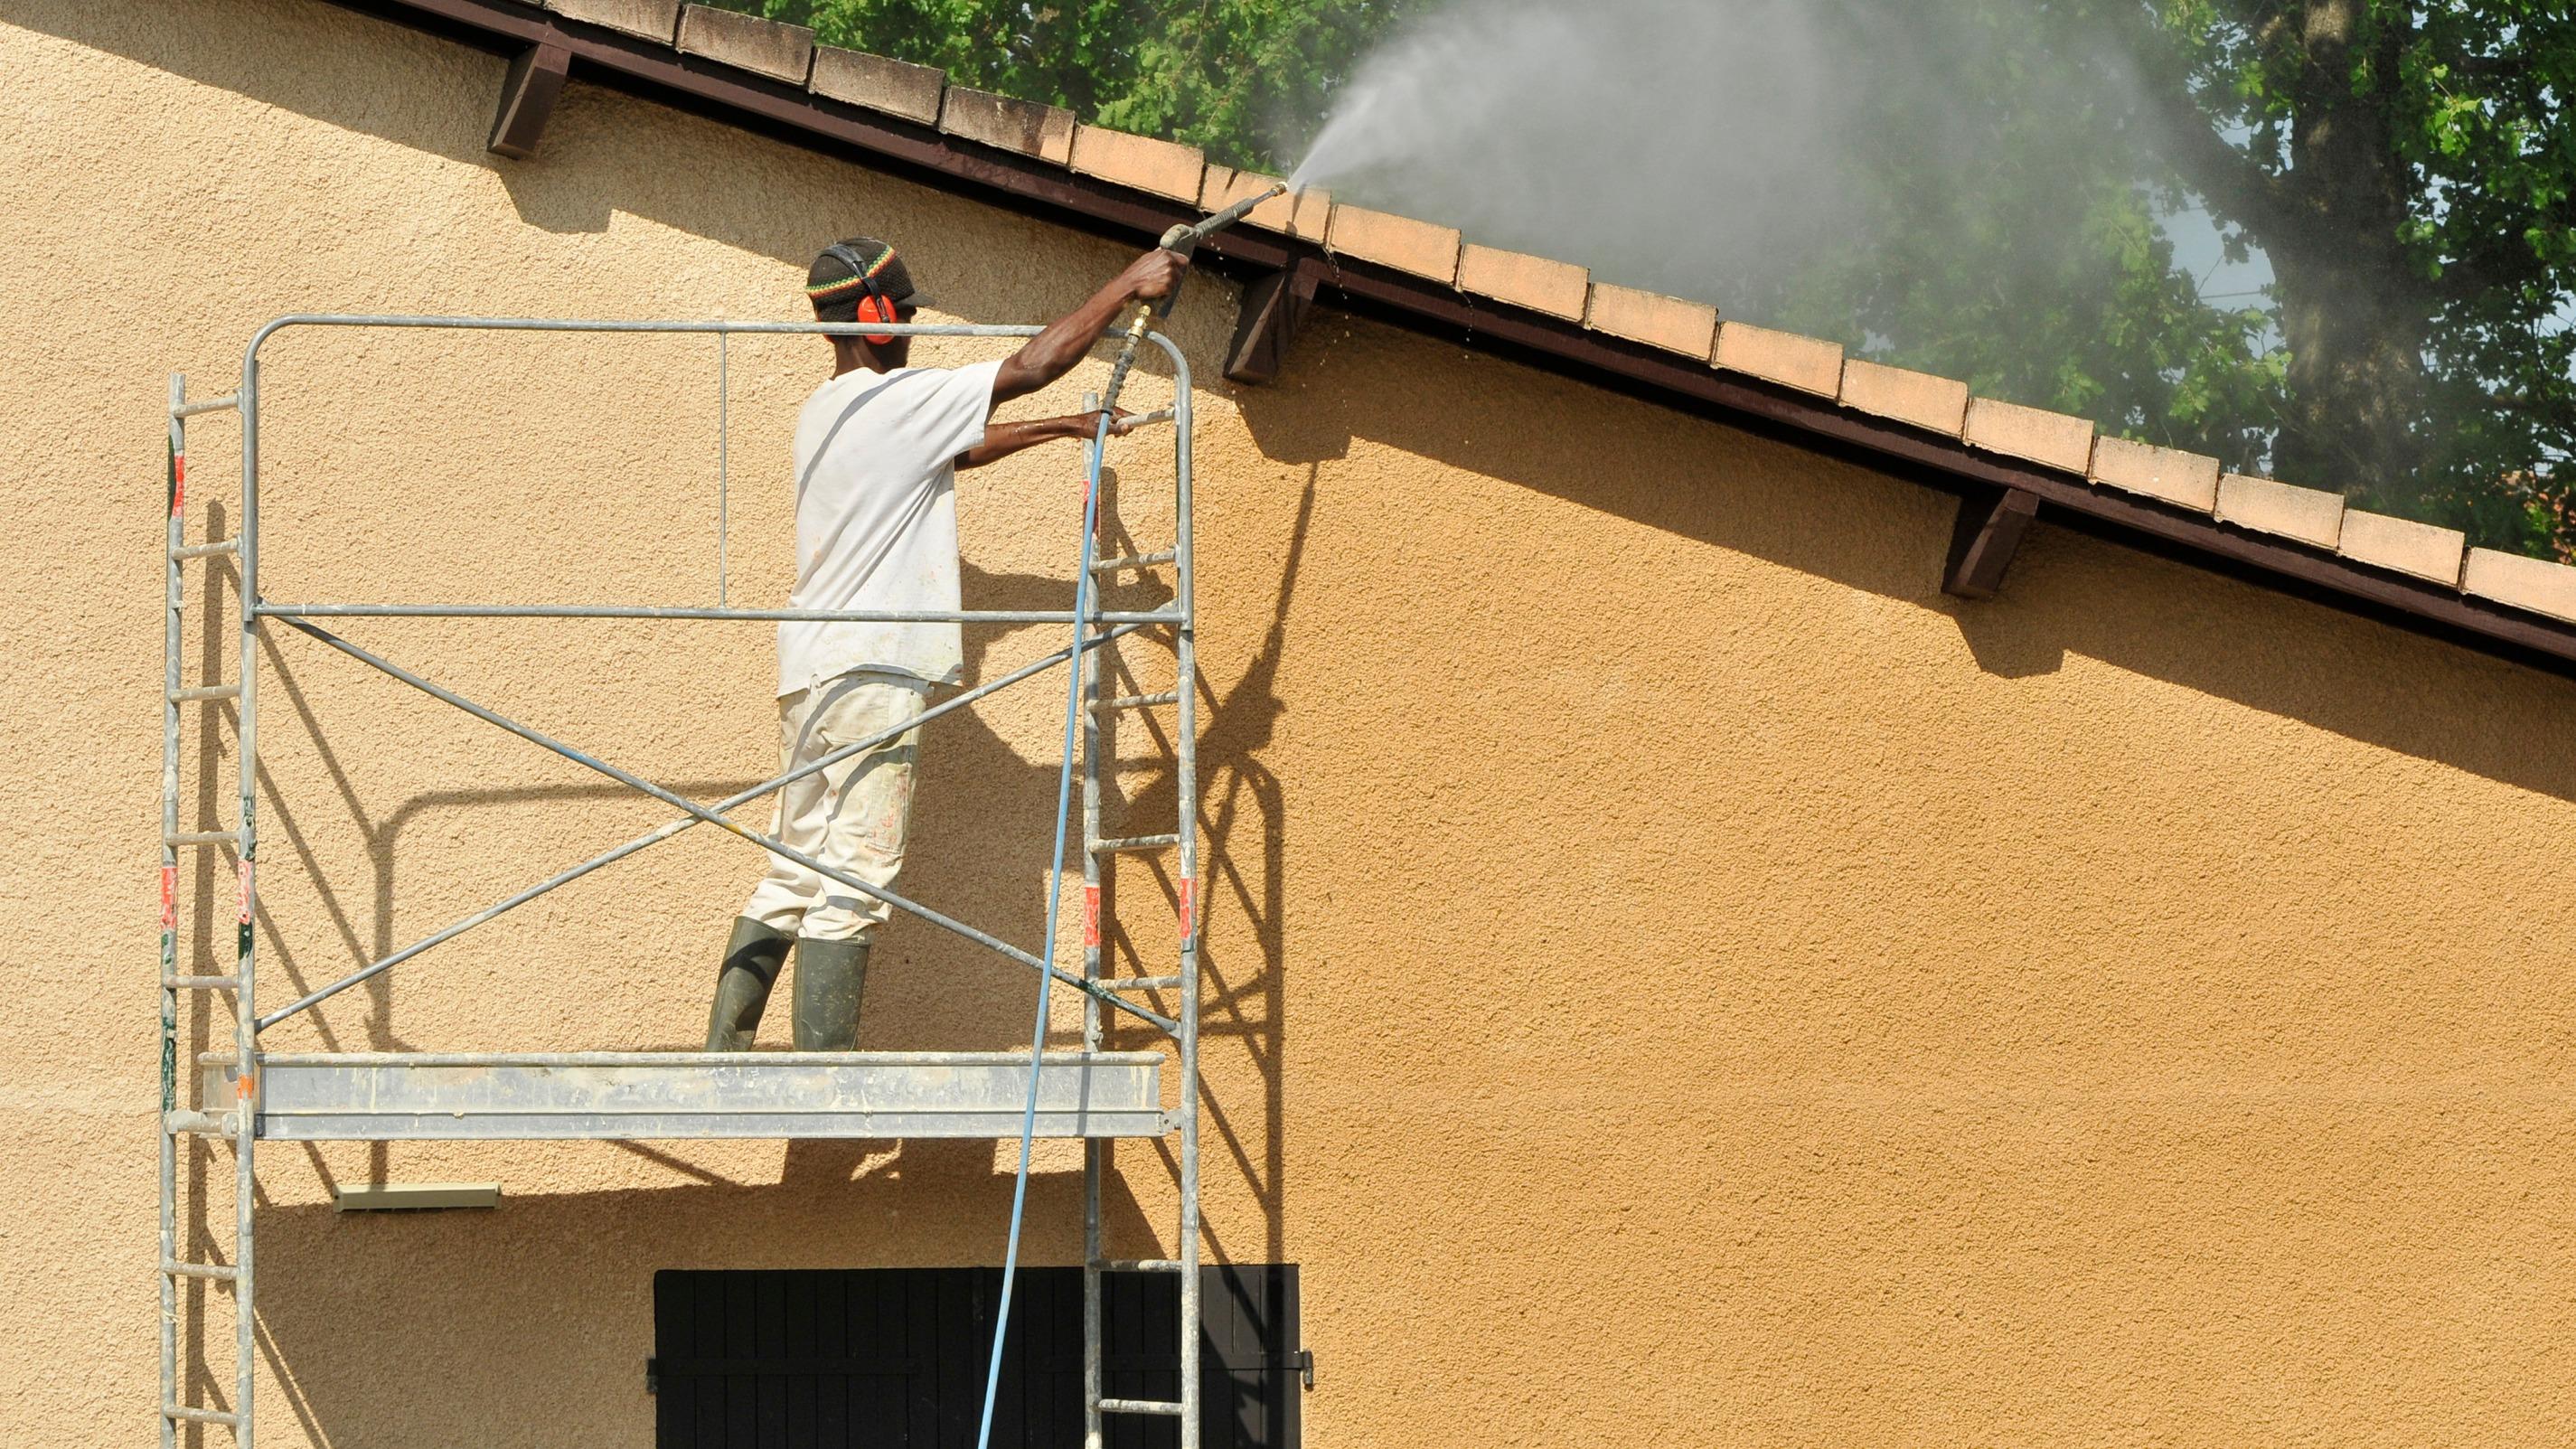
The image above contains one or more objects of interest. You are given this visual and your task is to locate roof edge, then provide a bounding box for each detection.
[315,0,2576,682]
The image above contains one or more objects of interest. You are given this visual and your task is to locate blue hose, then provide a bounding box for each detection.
[974,405,1116,1449]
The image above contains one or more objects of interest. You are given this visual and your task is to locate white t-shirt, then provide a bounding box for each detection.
[777,359,1002,696]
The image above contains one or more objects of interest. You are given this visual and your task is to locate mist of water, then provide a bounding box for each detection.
[1284,0,2200,353]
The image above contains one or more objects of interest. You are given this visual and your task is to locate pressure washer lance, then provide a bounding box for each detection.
[1095,183,1291,415]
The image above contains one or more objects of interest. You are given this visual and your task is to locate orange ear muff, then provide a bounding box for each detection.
[858,293,898,347]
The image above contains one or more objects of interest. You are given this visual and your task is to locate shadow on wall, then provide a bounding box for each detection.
[171,1158,1164,1446]
[1237,316,2576,806]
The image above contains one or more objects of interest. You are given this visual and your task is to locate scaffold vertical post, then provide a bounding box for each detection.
[234,344,263,1447]
[1173,369,1204,1449]
[1080,386,1109,1449]
[159,372,183,1449]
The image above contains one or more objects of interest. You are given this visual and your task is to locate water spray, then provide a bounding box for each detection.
[975,178,1287,1449]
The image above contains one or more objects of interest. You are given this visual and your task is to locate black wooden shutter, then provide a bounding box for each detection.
[652,1266,1300,1449]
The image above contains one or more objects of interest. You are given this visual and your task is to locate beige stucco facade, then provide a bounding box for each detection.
[8,0,2576,1443]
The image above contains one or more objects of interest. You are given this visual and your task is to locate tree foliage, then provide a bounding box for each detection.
[717,0,2576,559]
[732,0,1409,172]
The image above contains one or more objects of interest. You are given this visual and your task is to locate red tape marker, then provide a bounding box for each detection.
[236,859,253,925]
[1177,876,1195,946]
[1082,883,1101,949]
[159,865,176,930]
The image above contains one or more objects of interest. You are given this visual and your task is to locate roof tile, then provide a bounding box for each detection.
[1070,125,1205,202]
[1585,283,1717,358]
[2215,473,2345,550]
[1840,359,1969,436]
[675,5,812,84]
[1963,396,2093,473]
[1457,244,1587,322]
[2463,548,2576,625]
[1199,166,1310,237]
[2337,509,2465,586]
[810,47,944,126]
[2091,436,2221,513]
[1712,322,1842,397]
[939,87,1075,165]
[544,0,681,42]
[1326,204,1462,283]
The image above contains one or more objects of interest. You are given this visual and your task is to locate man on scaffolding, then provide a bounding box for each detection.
[704,236,1189,1051]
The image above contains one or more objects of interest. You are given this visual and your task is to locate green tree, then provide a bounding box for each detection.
[730,0,1413,172]
[2144,0,2574,551]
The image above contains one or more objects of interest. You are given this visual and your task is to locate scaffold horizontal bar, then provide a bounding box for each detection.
[1102,1259,1182,1273]
[1107,976,1182,992]
[1090,550,1175,574]
[161,1260,239,1282]
[165,975,239,990]
[1095,692,1180,712]
[1099,1398,1185,1416]
[165,831,238,847]
[1092,834,1180,854]
[164,1110,236,1137]
[170,395,240,418]
[163,1405,240,1425]
[256,603,1180,625]
[211,1051,1171,1142]
[171,540,240,560]
[170,684,240,702]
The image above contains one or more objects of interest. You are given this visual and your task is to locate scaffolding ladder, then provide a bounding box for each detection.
[158,315,1208,1446]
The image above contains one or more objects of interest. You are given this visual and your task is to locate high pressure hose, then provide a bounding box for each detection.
[973,185,1285,1449]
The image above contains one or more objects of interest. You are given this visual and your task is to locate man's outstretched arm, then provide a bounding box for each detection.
[990,248,1189,406]
[954,409,1143,471]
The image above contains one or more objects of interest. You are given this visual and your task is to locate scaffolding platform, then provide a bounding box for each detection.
[202,1051,1168,1141]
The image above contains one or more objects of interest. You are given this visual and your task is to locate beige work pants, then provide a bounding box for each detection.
[741,669,928,943]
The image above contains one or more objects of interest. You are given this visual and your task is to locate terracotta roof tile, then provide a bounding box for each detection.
[1325,204,1462,284]
[2216,473,2344,550]
[2337,509,2466,586]
[675,5,811,84]
[1199,166,1310,238]
[1963,396,2093,473]
[2463,548,2576,624]
[544,0,680,42]
[810,46,943,125]
[1070,125,1205,203]
[2091,436,2222,513]
[1457,244,1587,322]
[1584,283,1717,358]
[939,87,1074,165]
[1840,359,1969,437]
[1713,322,1842,397]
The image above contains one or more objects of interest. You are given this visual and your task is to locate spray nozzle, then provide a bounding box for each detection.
[1158,183,1291,257]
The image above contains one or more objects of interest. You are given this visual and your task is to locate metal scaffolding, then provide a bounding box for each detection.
[160,315,1208,1446]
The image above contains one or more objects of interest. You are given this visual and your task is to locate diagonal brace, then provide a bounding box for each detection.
[258,624,1149,1030]
[261,617,1175,1034]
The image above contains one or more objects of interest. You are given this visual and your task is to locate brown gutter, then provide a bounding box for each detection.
[324,0,2576,682]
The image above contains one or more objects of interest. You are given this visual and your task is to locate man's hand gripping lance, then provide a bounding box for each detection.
[1096,184,1290,413]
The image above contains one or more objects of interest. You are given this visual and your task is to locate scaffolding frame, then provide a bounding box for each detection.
[160,315,1208,1447]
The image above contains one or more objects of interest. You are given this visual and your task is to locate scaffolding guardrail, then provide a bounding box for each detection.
[159,315,1208,1447]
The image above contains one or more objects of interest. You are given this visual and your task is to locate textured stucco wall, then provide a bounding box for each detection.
[7,1,2576,1444]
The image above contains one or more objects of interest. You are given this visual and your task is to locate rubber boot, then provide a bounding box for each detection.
[792,936,870,1051]
[704,916,794,1051]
